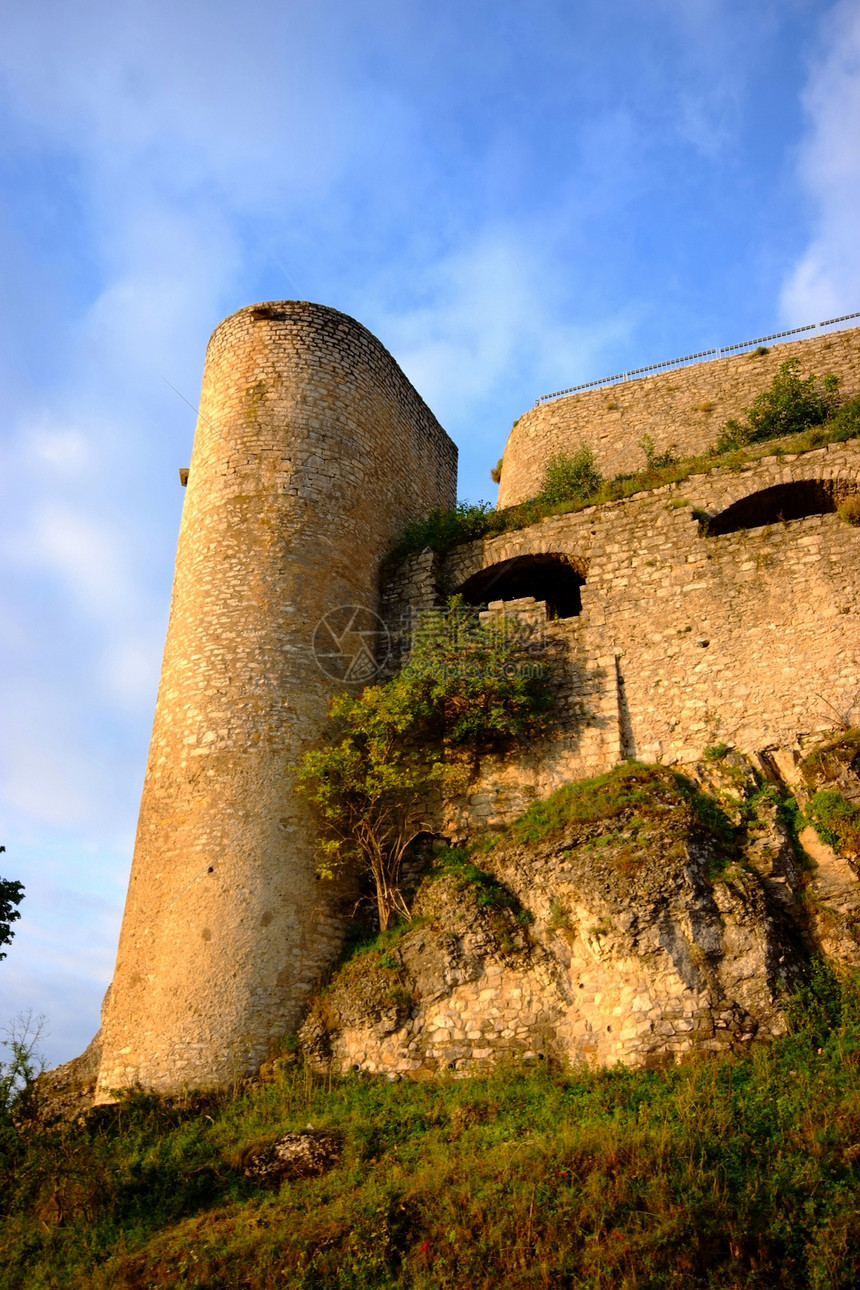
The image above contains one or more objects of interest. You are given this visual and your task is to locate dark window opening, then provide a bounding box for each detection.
[458,553,586,619]
[706,479,856,537]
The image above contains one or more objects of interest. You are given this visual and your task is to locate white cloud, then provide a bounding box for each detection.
[781,0,860,320]
[15,506,135,624]
[373,226,634,432]
[25,419,92,473]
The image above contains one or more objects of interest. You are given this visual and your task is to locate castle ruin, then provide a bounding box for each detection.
[95,304,860,1098]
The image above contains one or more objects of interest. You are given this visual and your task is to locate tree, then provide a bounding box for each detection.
[0,849,24,963]
[296,600,554,931]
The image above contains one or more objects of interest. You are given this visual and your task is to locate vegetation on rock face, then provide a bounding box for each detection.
[798,731,860,859]
[295,600,554,930]
[483,759,736,853]
[839,495,860,527]
[3,966,860,1288]
[806,791,860,859]
[639,432,678,471]
[800,729,860,789]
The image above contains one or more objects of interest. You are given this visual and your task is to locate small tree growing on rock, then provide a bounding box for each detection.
[296,600,555,930]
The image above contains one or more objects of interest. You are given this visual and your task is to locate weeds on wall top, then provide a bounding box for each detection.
[714,359,844,453]
[386,360,860,564]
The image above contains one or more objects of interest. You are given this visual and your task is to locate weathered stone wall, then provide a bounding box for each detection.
[498,327,860,507]
[96,302,457,1099]
[384,441,860,835]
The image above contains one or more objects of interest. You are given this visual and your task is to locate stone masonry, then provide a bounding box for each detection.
[498,327,860,506]
[300,766,805,1077]
[95,303,457,1099]
[93,306,860,1097]
[384,442,860,836]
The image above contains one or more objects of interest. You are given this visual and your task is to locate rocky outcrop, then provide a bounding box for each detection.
[794,730,860,962]
[300,764,816,1076]
[239,1131,342,1185]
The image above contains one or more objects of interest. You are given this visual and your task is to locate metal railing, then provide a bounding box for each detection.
[533,311,860,407]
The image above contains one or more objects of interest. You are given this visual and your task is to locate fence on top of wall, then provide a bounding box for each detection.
[535,311,860,407]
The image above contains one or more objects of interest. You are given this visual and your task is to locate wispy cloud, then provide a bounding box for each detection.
[781,0,860,320]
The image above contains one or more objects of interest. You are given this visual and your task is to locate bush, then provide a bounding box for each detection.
[838,495,860,527]
[639,433,678,471]
[0,849,24,962]
[712,359,841,454]
[806,789,860,856]
[538,445,603,505]
[385,501,499,564]
[828,394,860,441]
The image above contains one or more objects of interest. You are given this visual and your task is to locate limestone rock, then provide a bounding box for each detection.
[241,1131,341,1185]
[300,769,808,1077]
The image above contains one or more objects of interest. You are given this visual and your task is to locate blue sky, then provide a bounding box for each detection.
[1,0,859,1068]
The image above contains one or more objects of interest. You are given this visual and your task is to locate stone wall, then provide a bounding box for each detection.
[384,440,860,836]
[497,327,860,507]
[96,302,457,1099]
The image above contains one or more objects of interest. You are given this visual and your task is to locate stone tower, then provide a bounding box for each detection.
[95,302,457,1098]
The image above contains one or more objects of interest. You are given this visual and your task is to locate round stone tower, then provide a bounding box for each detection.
[95,302,457,1098]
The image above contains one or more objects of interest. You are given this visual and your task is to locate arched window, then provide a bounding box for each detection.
[705,479,856,537]
[458,553,586,619]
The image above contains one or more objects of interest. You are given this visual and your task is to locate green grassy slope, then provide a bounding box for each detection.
[3,960,860,1290]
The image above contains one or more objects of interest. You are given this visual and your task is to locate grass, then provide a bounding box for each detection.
[806,791,860,858]
[478,761,735,853]
[4,964,860,1287]
[800,729,860,789]
[384,409,860,566]
[430,846,531,921]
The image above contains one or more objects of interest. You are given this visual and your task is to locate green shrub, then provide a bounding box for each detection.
[712,359,841,454]
[385,500,500,564]
[639,433,678,471]
[538,445,603,505]
[0,851,24,961]
[827,394,860,441]
[838,495,860,527]
[296,599,555,929]
[806,789,860,856]
[786,956,846,1048]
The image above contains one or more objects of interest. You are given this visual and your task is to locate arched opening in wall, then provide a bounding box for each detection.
[458,553,586,619]
[705,479,859,538]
